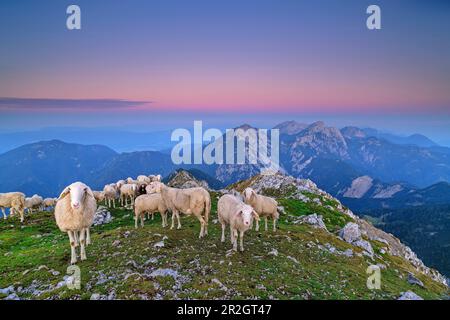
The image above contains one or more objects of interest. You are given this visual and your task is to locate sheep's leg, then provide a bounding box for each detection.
[230,225,235,245]
[239,230,245,252]
[273,218,277,232]
[73,230,79,247]
[265,217,268,232]
[196,215,206,239]
[232,229,238,251]
[86,228,91,245]
[221,224,226,242]
[19,209,24,223]
[113,199,116,208]
[1,208,6,219]
[170,211,175,229]
[151,212,154,220]
[255,219,260,232]
[176,212,182,230]
[134,214,138,229]
[68,231,77,264]
[79,228,87,261]
[140,214,144,227]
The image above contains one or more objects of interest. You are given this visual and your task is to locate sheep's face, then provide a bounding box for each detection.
[243,188,255,201]
[238,205,256,227]
[60,182,90,210]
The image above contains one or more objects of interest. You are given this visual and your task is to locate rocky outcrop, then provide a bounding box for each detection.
[296,214,327,231]
[92,206,113,226]
[167,170,209,189]
[397,291,423,300]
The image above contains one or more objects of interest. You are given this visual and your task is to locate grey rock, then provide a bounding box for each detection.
[408,273,424,288]
[397,291,423,300]
[297,214,327,230]
[339,223,361,243]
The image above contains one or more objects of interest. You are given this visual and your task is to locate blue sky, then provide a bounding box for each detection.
[0,0,449,144]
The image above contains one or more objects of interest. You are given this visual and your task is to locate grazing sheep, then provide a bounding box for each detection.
[25,194,44,214]
[54,182,97,264]
[134,193,168,228]
[103,184,118,208]
[137,175,151,185]
[93,191,105,203]
[0,192,25,222]
[243,188,279,232]
[147,181,211,238]
[120,183,138,207]
[43,198,57,210]
[217,194,259,252]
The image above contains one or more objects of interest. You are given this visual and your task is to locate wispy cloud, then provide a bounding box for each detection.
[0,98,152,112]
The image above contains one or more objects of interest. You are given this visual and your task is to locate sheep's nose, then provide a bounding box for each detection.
[245,221,249,225]
[72,202,80,209]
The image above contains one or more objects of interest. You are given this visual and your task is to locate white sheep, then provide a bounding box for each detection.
[120,183,137,207]
[103,184,118,208]
[116,180,126,190]
[93,191,105,203]
[43,198,57,210]
[134,193,168,228]
[54,182,97,264]
[243,188,279,232]
[217,194,259,252]
[137,175,151,185]
[0,192,25,222]
[25,194,44,214]
[148,174,162,182]
[146,181,210,238]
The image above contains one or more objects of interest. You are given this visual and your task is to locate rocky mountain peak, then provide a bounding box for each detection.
[166,169,209,189]
[341,126,367,139]
[273,121,308,135]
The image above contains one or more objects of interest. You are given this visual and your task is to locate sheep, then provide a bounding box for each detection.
[148,174,162,182]
[137,175,151,185]
[243,188,279,232]
[43,198,57,210]
[120,183,138,207]
[0,192,25,222]
[146,181,210,238]
[93,191,105,203]
[217,194,259,252]
[116,180,126,190]
[25,194,44,214]
[134,193,168,228]
[103,184,118,208]
[54,182,97,264]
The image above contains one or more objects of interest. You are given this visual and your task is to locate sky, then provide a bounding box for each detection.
[0,0,449,144]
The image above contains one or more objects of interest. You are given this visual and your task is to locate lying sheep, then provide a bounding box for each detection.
[134,193,168,228]
[147,181,210,238]
[93,191,105,203]
[120,183,137,207]
[54,182,97,264]
[217,194,259,252]
[25,194,44,214]
[243,188,279,232]
[103,184,118,208]
[0,192,25,222]
[43,198,57,210]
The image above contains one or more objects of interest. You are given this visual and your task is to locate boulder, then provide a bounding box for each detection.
[339,222,362,243]
[397,291,423,300]
[298,214,327,230]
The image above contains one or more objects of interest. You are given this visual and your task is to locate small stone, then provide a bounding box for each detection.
[90,293,101,300]
[268,248,278,257]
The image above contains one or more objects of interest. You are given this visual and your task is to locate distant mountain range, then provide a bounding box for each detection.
[1,121,450,205]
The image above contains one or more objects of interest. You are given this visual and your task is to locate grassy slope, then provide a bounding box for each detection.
[0,193,447,300]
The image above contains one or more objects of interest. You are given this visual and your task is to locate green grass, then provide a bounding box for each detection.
[0,204,447,300]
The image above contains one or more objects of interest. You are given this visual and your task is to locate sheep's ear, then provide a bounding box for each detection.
[85,187,95,199]
[236,210,243,216]
[58,187,70,200]
[252,210,260,221]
